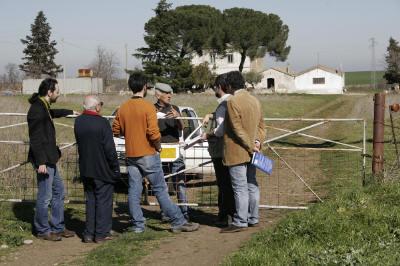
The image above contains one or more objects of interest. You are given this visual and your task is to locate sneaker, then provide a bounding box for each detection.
[132,227,145,234]
[37,233,62,241]
[220,225,246,233]
[52,229,75,238]
[171,222,200,233]
[94,236,113,243]
[125,227,145,234]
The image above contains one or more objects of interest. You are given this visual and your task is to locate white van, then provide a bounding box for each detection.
[112,106,214,178]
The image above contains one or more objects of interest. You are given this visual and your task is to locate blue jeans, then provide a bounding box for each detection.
[127,153,186,230]
[34,165,65,235]
[166,155,188,217]
[229,163,260,227]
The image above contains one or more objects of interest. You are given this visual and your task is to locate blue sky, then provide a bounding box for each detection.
[0,0,398,77]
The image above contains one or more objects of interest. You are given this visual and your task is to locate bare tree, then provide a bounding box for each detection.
[5,63,21,85]
[1,63,22,90]
[89,46,120,86]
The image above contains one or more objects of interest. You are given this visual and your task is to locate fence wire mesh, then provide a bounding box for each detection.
[0,115,364,209]
[384,100,400,180]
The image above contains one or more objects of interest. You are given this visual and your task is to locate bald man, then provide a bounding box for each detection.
[74,95,120,243]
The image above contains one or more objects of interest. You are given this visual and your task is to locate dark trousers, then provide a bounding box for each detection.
[212,158,235,219]
[83,178,114,239]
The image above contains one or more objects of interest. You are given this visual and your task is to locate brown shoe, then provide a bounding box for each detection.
[220,225,246,233]
[94,236,113,243]
[52,229,75,238]
[37,233,62,241]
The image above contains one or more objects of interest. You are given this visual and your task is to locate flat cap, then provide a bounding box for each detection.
[155,82,173,93]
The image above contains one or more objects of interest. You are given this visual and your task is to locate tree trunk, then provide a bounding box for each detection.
[238,50,247,73]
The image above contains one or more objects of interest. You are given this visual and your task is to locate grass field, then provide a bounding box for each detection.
[224,94,400,265]
[345,71,386,86]
[2,92,397,265]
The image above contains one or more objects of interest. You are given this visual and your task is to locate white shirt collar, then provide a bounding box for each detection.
[217,93,231,104]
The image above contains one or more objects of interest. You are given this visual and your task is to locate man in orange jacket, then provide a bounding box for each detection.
[112,72,199,233]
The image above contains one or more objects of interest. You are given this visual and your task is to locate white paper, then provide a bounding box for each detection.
[157,112,166,119]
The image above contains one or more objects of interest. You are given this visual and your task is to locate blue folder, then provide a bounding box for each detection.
[251,152,273,175]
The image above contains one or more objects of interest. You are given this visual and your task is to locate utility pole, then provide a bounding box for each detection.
[61,37,66,96]
[370,37,377,90]
[125,43,128,83]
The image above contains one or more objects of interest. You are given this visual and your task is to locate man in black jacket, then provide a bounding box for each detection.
[27,78,77,241]
[154,83,189,220]
[74,95,120,243]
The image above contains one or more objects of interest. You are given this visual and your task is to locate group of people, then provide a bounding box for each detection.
[202,71,265,232]
[26,70,265,243]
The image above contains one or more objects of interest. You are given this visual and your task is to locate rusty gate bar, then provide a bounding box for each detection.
[372,93,385,175]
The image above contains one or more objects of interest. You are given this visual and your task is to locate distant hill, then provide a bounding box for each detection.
[345,71,385,86]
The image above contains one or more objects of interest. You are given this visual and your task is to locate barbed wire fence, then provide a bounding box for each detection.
[0,114,365,210]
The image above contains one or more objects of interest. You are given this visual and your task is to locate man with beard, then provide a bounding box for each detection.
[220,71,266,233]
[112,72,199,233]
[27,78,78,241]
[201,73,235,227]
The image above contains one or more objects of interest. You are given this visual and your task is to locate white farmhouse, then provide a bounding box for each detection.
[257,65,344,94]
[257,67,295,93]
[294,65,344,94]
[191,51,263,75]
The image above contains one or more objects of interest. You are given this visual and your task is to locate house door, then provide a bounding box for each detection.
[267,78,275,89]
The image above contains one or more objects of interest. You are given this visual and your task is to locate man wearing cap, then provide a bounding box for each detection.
[154,82,189,220]
[112,73,199,233]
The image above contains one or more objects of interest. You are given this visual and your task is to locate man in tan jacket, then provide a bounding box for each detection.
[221,71,266,233]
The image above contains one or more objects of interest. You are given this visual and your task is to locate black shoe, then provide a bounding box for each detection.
[214,218,228,228]
[82,235,94,243]
[37,233,62,241]
[248,223,259,228]
[220,225,246,233]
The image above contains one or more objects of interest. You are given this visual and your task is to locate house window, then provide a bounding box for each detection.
[227,54,234,64]
[209,53,216,64]
[313,77,325,84]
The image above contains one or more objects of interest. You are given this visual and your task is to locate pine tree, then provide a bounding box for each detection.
[384,37,400,84]
[20,11,62,78]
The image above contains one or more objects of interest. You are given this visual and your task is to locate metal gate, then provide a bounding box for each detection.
[0,114,365,209]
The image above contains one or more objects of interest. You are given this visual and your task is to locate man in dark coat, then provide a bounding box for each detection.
[74,95,120,243]
[154,82,189,220]
[27,78,77,241]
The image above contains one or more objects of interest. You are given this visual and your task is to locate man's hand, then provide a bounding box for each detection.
[165,108,180,118]
[37,164,47,174]
[202,114,213,125]
[73,110,80,116]
[201,132,208,141]
[253,140,261,153]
